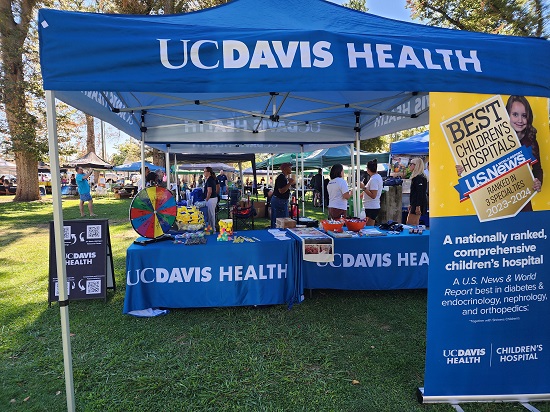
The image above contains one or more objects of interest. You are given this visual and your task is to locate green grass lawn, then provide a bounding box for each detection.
[0,194,548,411]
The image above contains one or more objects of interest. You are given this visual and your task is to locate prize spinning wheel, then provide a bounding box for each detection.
[129,187,177,238]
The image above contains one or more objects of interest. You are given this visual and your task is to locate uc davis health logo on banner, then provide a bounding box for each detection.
[443,347,486,364]
[440,95,537,222]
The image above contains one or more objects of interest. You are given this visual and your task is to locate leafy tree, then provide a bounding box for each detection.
[342,0,367,12]
[110,139,149,166]
[0,0,86,201]
[0,0,42,200]
[406,0,548,38]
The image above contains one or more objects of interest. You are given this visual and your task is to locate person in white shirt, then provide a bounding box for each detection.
[361,159,384,226]
[327,163,351,219]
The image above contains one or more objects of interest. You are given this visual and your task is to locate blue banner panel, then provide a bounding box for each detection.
[300,231,428,290]
[123,230,301,312]
[424,212,550,396]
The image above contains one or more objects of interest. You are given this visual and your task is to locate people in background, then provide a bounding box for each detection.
[406,158,428,226]
[70,174,76,186]
[270,162,295,228]
[361,159,383,226]
[75,166,96,217]
[217,170,228,196]
[145,166,158,187]
[203,167,219,231]
[327,163,351,220]
[310,168,323,207]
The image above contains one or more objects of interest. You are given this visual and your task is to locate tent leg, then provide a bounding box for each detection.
[46,90,76,412]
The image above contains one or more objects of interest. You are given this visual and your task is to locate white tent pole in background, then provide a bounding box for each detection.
[238,162,243,193]
[355,133,361,218]
[353,112,361,217]
[165,146,170,190]
[350,142,356,217]
[300,145,305,217]
[140,111,146,186]
[173,153,179,201]
[294,153,299,206]
[46,90,76,412]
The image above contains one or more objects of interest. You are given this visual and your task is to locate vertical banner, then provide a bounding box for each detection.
[422,93,550,401]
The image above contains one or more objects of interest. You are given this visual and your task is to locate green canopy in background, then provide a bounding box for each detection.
[301,146,389,169]
[256,146,389,170]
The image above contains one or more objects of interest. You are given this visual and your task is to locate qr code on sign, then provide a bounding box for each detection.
[87,225,102,239]
[63,226,71,240]
[86,279,101,294]
[54,281,71,296]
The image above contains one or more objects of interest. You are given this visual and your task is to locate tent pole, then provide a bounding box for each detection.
[355,134,361,218]
[354,111,361,217]
[174,153,179,201]
[239,162,243,194]
[140,111,146,187]
[46,90,76,412]
[349,143,357,216]
[165,145,170,191]
[300,145,305,217]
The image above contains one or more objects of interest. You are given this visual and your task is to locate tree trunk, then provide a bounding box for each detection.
[153,148,164,167]
[15,152,40,201]
[84,114,101,183]
[86,114,95,153]
[1,0,40,202]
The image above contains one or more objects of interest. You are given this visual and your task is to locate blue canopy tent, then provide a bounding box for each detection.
[390,130,429,156]
[112,161,165,172]
[38,0,550,409]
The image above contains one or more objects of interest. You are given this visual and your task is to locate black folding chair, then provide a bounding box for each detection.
[232,199,255,231]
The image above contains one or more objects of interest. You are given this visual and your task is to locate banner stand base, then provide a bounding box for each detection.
[417,388,546,411]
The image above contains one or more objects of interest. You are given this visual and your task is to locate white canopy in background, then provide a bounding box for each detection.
[0,158,16,175]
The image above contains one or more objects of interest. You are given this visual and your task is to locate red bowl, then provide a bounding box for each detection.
[345,219,366,231]
[321,220,344,232]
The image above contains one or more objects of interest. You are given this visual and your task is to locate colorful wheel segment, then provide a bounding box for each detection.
[129,187,177,238]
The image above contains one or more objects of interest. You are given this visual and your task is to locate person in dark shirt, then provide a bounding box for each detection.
[217,170,228,196]
[144,166,158,187]
[310,168,323,207]
[270,162,295,228]
[203,167,219,230]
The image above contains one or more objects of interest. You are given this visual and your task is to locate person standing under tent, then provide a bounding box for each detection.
[310,168,323,207]
[217,170,228,196]
[406,158,428,225]
[270,162,295,228]
[327,163,352,220]
[75,166,97,217]
[361,159,383,226]
[203,167,219,231]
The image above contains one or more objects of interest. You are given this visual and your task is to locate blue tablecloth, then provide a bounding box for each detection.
[297,230,429,290]
[123,230,302,313]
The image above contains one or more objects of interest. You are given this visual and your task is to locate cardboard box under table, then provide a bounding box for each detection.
[123,229,302,313]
